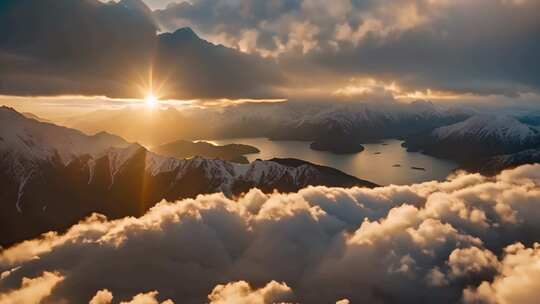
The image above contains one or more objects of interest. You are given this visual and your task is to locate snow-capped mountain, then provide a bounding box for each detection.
[268,101,473,153]
[432,115,539,144]
[0,107,130,180]
[404,115,540,161]
[60,101,473,151]
[0,107,375,246]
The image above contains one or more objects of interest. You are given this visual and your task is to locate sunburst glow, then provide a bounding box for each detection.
[145,93,158,107]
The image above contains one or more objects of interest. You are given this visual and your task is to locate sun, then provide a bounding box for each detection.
[145,93,158,107]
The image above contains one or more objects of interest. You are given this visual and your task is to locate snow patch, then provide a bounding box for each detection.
[433,115,539,144]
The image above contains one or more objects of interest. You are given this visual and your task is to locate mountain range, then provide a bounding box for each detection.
[267,100,473,153]
[403,115,540,162]
[61,100,473,150]
[0,106,375,247]
[41,101,540,174]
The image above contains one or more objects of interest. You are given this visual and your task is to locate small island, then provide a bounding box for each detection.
[411,166,427,171]
[310,138,365,154]
[152,139,260,164]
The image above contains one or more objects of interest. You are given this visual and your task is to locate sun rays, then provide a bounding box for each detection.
[145,92,158,108]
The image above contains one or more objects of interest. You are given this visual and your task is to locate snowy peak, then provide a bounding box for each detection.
[0,106,131,180]
[0,106,373,191]
[404,114,540,161]
[433,115,540,144]
[0,106,24,119]
[0,108,379,246]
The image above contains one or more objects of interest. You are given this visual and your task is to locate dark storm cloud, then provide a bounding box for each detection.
[155,0,540,97]
[2,164,540,303]
[155,28,283,99]
[1,0,538,101]
[0,0,157,96]
[0,0,283,99]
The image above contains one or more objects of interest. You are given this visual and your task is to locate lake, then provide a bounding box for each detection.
[208,138,458,186]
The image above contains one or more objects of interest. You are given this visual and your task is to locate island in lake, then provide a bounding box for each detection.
[152,140,260,163]
[309,138,365,154]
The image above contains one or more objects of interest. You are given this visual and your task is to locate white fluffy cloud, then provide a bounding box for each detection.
[1,164,540,303]
[208,280,293,304]
[88,281,293,304]
[89,289,114,304]
[0,272,63,304]
[463,243,540,304]
[89,289,174,304]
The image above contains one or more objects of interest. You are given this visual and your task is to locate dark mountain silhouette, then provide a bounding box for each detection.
[469,148,540,175]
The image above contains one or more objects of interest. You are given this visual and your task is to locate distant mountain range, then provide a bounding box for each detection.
[268,100,473,153]
[62,107,211,146]
[403,115,540,163]
[61,100,473,151]
[0,107,375,246]
[21,112,51,123]
[53,102,540,173]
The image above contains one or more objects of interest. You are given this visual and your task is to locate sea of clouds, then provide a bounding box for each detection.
[1,164,540,303]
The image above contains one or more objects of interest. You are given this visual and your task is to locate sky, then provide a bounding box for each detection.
[152,0,540,98]
[1,0,539,110]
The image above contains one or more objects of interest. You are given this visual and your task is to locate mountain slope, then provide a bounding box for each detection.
[433,115,538,144]
[0,107,375,246]
[0,107,130,181]
[472,148,540,175]
[21,112,51,123]
[403,115,540,161]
